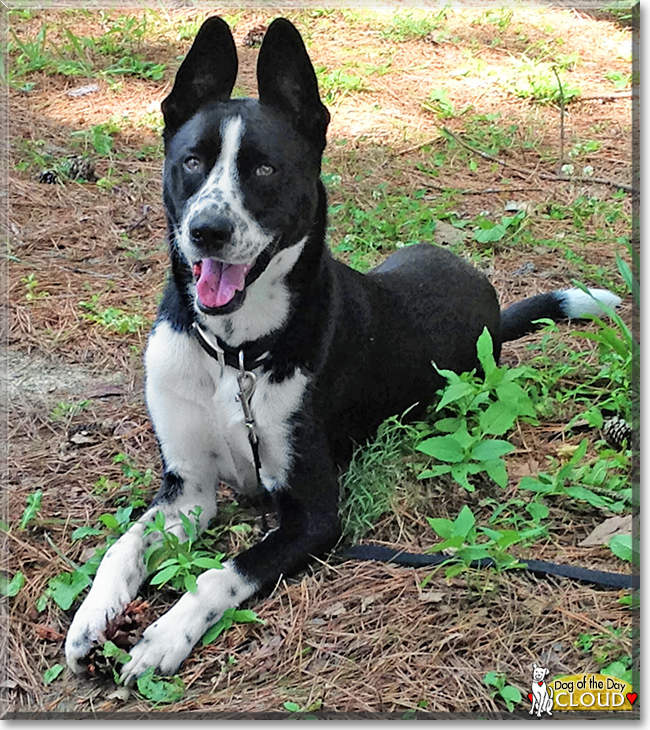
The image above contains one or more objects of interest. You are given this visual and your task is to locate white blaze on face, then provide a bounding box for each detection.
[178,115,273,267]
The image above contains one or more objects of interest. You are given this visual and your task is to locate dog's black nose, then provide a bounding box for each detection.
[189,215,234,250]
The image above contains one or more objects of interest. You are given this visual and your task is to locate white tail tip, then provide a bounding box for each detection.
[559,288,622,319]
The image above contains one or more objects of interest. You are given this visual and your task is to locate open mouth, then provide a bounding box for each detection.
[192,258,255,311]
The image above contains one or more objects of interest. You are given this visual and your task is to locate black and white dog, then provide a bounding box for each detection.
[65,17,620,682]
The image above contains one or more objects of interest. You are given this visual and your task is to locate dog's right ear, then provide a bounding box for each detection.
[161,17,238,140]
[533,663,538,670]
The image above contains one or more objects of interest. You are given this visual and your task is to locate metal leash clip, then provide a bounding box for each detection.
[236,350,258,444]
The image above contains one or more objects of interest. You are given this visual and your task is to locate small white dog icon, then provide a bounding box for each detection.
[530,663,553,717]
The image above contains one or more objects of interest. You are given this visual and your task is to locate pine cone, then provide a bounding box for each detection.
[242,25,266,47]
[38,169,59,184]
[84,599,152,679]
[67,155,96,182]
[603,416,633,450]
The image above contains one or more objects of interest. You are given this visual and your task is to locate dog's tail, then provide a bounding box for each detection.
[500,288,621,343]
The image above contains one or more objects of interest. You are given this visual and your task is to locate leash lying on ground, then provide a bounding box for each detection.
[336,544,637,590]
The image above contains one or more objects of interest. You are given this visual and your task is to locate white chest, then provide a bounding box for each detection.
[145,322,308,494]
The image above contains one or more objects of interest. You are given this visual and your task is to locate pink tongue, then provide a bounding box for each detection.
[195,258,252,308]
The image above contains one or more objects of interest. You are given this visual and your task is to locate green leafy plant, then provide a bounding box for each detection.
[0,572,25,597]
[144,509,225,594]
[608,533,637,565]
[136,667,185,704]
[424,505,540,579]
[377,9,448,41]
[483,671,522,712]
[283,699,323,716]
[519,440,631,514]
[472,210,526,247]
[416,328,537,491]
[79,294,147,334]
[315,67,369,105]
[201,607,265,646]
[605,69,631,90]
[422,88,456,119]
[20,490,43,529]
[50,399,91,422]
[21,273,49,301]
[101,640,132,683]
[43,663,65,685]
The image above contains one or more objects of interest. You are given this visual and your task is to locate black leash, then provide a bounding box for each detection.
[336,544,637,590]
[191,321,270,532]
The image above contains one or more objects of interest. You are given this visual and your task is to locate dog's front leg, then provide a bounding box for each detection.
[65,469,218,673]
[120,424,340,683]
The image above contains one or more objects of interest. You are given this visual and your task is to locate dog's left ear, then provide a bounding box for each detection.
[545,668,549,677]
[257,18,330,152]
[162,17,238,140]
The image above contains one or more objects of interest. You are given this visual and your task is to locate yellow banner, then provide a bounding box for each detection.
[546,674,635,711]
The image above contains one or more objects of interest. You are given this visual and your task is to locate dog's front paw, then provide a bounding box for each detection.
[65,593,128,673]
[120,608,200,685]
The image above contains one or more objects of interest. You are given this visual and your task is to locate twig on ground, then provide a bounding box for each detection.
[578,91,633,101]
[441,126,637,194]
[551,66,566,174]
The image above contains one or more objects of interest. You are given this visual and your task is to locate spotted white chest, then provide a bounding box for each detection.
[145,321,308,495]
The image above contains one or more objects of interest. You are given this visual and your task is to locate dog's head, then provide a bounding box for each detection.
[161,17,330,315]
[532,663,549,682]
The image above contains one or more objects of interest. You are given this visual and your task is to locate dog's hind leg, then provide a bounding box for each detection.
[120,420,341,683]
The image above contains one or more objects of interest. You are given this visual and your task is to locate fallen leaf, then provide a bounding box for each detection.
[323,601,346,617]
[35,624,64,641]
[106,687,130,702]
[434,220,466,247]
[579,515,633,547]
[419,590,445,604]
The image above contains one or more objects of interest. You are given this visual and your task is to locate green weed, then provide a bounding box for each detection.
[20,490,43,530]
[136,667,185,704]
[144,509,225,594]
[421,88,457,119]
[0,572,25,597]
[605,69,632,90]
[416,328,537,492]
[50,399,91,422]
[483,671,522,712]
[377,9,449,42]
[201,607,264,646]
[519,440,632,515]
[315,67,369,105]
[79,294,147,334]
[43,664,65,685]
[329,187,441,271]
[425,504,541,580]
[340,415,419,541]
[503,57,581,104]
[21,273,49,301]
[7,20,167,83]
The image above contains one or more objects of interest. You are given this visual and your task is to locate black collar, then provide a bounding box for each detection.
[191,321,273,371]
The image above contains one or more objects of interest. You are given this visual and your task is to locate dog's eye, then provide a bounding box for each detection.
[255,164,275,177]
[184,156,202,173]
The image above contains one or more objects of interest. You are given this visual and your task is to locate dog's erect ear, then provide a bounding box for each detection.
[533,663,538,670]
[162,17,237,138]
[257,18,330,152]
[545,668,549,677]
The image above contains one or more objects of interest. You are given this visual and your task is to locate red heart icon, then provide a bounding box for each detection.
[528,693,533,702]
[538,681,543,686]
[627,693,637,705]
